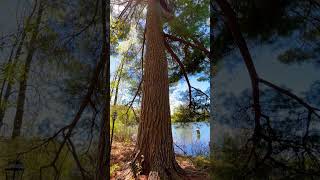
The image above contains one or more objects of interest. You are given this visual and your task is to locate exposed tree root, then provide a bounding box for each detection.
[115,152,208,180]
[117,166,186,180]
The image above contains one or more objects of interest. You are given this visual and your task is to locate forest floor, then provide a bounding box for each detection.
[111,141,211,180]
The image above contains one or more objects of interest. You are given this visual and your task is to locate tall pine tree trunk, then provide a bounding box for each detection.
[136,0,183,178]
[12,0,43,138]
[96,0,110,179]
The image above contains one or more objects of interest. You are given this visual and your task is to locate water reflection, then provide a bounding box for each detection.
[172,122,210,156]
[129,122,210,156]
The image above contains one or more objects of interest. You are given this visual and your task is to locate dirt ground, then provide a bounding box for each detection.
[111,141,210,180]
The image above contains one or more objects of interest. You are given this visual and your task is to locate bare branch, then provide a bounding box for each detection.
[164,40,192,107]
[259,78,320,119]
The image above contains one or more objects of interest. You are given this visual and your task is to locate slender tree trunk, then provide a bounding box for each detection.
[110,58,124,100]
[0,38,17,100]
[96,0,110,179]
[113,60,124,106]
[0,40,17,128]
[209,9,215,156]
[0,1,37,129]
[136,0,183,178]
[110,59,124,147]
[0,32,27,128]
[12,0,44,138]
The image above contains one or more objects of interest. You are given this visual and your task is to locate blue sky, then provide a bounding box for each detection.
[111,54,209,112]
[110,2,210,112]
[213,32,320,121]
[215,33,320,97]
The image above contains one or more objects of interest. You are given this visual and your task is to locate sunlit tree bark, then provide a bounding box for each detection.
[136,0,183,178]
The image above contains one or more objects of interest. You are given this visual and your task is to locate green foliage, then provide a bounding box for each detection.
[111,105,138,126]
[278,48,314,64]
[166,0,210,84]
[233,0,301,39]
[111,18,131,47]
[110,163,120,176]
[210,133,320,179]
[192,156,210,169]
[213,0,320,67]
[171,105,194,123]
[210,136,245,179]
[211,135,276,179]
[171,105,208,123]
[168,48,207,84]
[109,0,211,102]
[0,98,12,113]
[0,62,25,84]
[0,137,128,179]
[303,28,320,42]
[213,0,306,60]
[111,105,139,141]
[0,137,93,180]
[36,26,70,66]
[277,27,320,65]
[169,0,210,38]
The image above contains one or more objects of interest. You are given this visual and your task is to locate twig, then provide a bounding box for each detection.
[164,40,193,107]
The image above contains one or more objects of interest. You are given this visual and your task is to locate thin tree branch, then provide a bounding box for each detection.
[164,33,210,57]
[216,0,262,137]
[164,40,192,107]
[259,78,320,119]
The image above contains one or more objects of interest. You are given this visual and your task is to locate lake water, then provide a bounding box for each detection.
[172,122,210,156]
[123,122,210,157]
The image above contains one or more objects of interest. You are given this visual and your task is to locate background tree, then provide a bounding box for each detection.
[0,0,112,179]
[12,0,44,138]
[211,0,320,178]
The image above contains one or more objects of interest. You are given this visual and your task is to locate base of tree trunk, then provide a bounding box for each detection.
[116,151,190,180]
[116,163,207,180]
[146,160,185,180]
[117,168,186,180]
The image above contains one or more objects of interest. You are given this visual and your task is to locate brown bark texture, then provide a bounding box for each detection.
[96,0,111,179]
[135,0,183,179]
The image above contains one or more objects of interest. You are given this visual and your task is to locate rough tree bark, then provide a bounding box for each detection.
[12,0,44,138]
[135,0,183,179]
[96,0,111,179]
